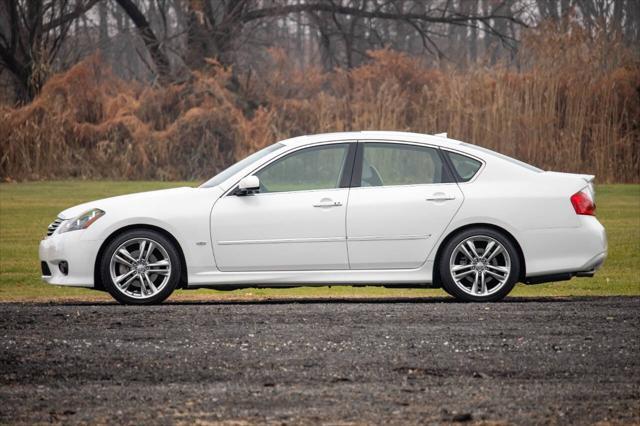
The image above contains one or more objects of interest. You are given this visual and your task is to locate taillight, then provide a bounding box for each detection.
[571,190,596,216]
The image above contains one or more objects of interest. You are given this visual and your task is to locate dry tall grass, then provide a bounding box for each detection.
[1,24,638,182]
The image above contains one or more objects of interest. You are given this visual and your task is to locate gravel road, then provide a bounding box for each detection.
[1,296,638,425]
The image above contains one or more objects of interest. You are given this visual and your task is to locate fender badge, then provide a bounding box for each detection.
[196,241,207,246]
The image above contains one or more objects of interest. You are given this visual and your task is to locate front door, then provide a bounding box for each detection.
[346,142,464,269]
[211,143,355,272]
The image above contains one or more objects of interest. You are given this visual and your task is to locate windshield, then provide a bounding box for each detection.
[200,143,284,188]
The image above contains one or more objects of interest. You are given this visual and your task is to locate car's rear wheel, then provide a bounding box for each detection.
[438,227,520,302]
[100,229,180,304]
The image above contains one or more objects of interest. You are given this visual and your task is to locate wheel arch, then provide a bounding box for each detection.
[93,224,189,291]
[432,223,526,287]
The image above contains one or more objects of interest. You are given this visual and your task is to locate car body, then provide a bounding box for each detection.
[39,131,607,303]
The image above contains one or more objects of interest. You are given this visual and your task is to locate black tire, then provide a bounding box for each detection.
[100,229,181,305]
[438,227,520,302]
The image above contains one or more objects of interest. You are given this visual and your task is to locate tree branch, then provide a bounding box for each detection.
[115,0,172,84]
[42,0,101,31]
[241,3,529,28]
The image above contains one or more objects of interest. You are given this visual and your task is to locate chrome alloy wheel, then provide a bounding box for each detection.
[449,235,511,297]
[109,238,172,299]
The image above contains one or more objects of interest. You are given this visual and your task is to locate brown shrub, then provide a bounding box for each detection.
[0,56,249,181]
[0,26,638,183]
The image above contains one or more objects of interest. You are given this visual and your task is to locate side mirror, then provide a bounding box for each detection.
[237,175,260,195]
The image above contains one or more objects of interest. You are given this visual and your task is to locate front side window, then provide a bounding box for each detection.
[446,151,482,182]
[360,143,448,187]
[256,144,350,193]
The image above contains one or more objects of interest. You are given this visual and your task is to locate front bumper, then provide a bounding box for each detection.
[39,231,101,287]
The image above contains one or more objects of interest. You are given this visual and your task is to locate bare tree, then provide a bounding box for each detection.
[0,0,101,102]
[120,0,527,80]
[2,0,638,103]
[113,0,172,84]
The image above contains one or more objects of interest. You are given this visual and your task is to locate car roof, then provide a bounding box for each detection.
[278,131,545,174]
[279,131,466,151]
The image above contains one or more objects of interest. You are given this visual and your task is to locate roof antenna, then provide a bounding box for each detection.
[434,132,447,138]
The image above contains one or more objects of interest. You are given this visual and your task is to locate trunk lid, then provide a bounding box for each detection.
[544,171,596,199]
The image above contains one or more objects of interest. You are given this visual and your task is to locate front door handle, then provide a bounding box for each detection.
[426,193,456,202]
[313,200,343,208]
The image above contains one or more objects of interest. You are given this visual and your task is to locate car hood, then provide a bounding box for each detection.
[58,187,202,219]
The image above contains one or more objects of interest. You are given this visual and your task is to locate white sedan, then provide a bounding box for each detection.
[39,131,607,304]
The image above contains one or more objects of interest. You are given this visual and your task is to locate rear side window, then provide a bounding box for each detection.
[360,143,449,187]
[460,142,542,172]
[446,151,482,182]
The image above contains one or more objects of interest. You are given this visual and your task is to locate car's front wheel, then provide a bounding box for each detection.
[100,229,181,304]
[439,227,521,302]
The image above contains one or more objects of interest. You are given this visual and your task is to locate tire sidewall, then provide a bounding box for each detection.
[100,230,181,304]
[439,227,520,302]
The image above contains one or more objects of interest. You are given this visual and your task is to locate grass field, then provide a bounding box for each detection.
[0,181,638,301]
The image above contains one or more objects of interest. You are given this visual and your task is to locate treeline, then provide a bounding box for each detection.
[2,1,639,103]
[1,23,638,183]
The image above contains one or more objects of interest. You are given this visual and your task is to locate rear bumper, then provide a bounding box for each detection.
[524,251,606,284]
[39,231,99,287]
[523,216,607,284]
[574,251,607,276]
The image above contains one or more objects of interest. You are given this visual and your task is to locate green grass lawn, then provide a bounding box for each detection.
[0,181,638,301]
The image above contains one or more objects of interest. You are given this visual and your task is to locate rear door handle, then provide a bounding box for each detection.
[313,200,343,208]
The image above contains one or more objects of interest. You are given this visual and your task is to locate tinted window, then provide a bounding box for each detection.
[446,151,482,182]
[256,144,349,193]
[360,143,446,187]
[459,142,542,172]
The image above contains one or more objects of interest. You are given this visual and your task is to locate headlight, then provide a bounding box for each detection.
[58,209,105,234]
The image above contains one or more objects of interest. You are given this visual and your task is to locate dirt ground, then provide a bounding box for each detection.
[1,296,638,424]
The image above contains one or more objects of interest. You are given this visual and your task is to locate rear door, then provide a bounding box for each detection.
[346,141,463,269]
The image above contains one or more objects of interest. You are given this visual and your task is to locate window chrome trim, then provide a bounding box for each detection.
[219,137,487,196]
[353,139,455,188]
[222,140,357,197]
